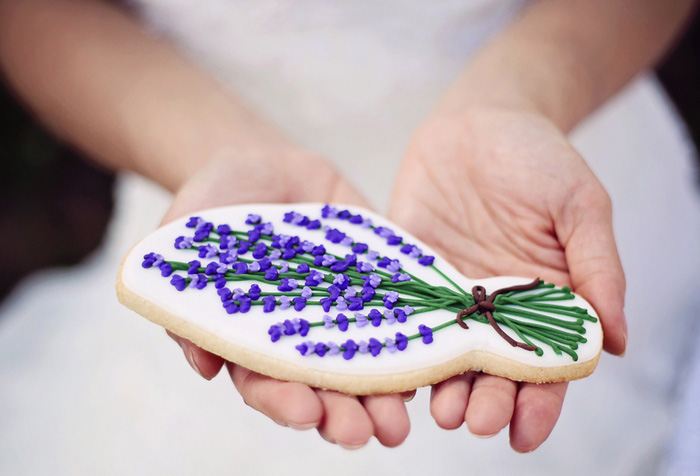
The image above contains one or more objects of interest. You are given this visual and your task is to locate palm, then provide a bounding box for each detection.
[163,153,411,449]
[389,109,626,451]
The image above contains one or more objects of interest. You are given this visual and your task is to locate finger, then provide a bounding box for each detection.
[509,382,568,453]
[227,362,323,430]
[465,374,517,437]
[316,390,374,449]
[167,330,224,380]
[359,394,411,447]
[555,184,627,355]
[430,372,475,430]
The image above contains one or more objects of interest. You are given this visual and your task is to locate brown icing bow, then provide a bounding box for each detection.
[456,278,542,351]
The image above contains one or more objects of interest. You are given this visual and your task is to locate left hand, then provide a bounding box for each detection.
[389,106,626,452]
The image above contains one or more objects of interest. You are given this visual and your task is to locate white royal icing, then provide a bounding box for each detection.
[121,203,602,376]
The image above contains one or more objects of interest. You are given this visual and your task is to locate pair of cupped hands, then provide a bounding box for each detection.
[161,106,627,452]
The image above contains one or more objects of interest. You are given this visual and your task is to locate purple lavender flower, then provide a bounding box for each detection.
[252,243,268,259]
[306,270,324,286]
[385,337,397,353]
[295,342,310,356]
[219,235,237,250]
[189,274,207,290]
[262,295,276,313]
[170,275,186,291]
[356,261,374,273]
[368,338,382,357]
[186,216,202,228]
[330,260,350,272]
[354,312,368,328]
[321,205,338,218]
[325,229,346,244]
[174,236,194,250]
[358,340,369,354]
[395,333,408,351]
[321,254,337,267]
[367,250,379,261]
[234,262,248,274]
[293,297,307,311]
[277,278,298,292]
[239,296,252,313]
[323,314,335,329]
[349,214,363,224]
[215,278,227,288]
[187,260,201,274]
[384,309,396,325]
[368,309,383,327]
[391,273,411,283]
[403,306,415,316]
[387,235,403,246]
[377,257,391,268]
[219,250,238,264]
[374,226,394,238]
[216,224,231,235]
[159,262,173,277]
[268,323,282,342]
[296,263,310,274]
[344,287,357,298]
[361,274,381,289]
[237,241,251,254]
[327,342,340,356]
[281,248,296,260]
[301,286,313,299]
[257,257,272,271]
[249,284,261,300]
[279,296,291,310]
[142,252,164,268]
[246,214,261,225]
[193,229,210,242]
[269,249,282,260]
[351,243,368,254]
[315,342,327,357]
[218,288,232,301]
[283,320,296,336]
[409,246,422,259]
[311,245,326,256]
[264,267,279,281]
[320,298,333,312]
[361,218,372,228]
[340,236,354,247]
[419,325,434,344]
[198,244,218,259]
[232,288,245,300]
[258,222,274,235]
[224,301,240,314]
[361,286,376,302]
[336,297,348,311]
[342,340,358,360]
[301,219,318,230]
[418,255,435,266]
[347,297,364,311]
[333,274,350,289]
[336,313,349,332]
[383,291,399,309]
[386,259,402,273]
[395,309,408,323]
[248,261,261,272]
[327,285,341,300]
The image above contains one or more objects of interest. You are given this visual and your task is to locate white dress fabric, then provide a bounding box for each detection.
[1,1,699,475]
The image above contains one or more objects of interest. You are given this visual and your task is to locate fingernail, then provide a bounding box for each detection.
[473,432,498,439]
[288,421,316,431]
[338,442,366,450]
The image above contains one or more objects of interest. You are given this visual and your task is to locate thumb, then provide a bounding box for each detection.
[555,183,627,356]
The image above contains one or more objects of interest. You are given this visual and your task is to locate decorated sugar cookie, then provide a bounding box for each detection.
[117,203,602,395]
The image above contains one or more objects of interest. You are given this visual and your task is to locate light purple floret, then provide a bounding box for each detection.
[323,315,335,329]
[361,218,372,228]
[269,249,282,260]
[301,286,313,299]
[358,340,369,354]
[344,287,357,298]
[321,255,337,266]
[279,263,289,273]
[248,262,261,272]
[384,309,396,325]
[335,297,348,311]
[279,296,291,310]
[385,291,399,304]
[367,251,379,261]
[327,342,340,355]
[355,313,368,327]
[385,337,397,353]
[386,259,402,272]
[302,340,315,355]
[232,288,245,299]
[340,236,354,247]
[403,306,415,315]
